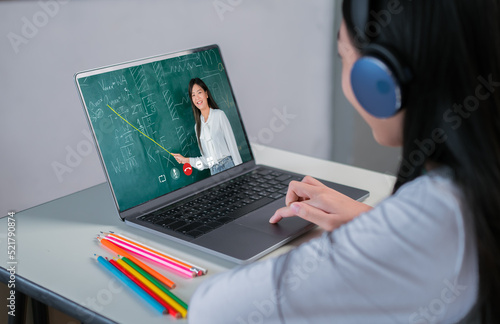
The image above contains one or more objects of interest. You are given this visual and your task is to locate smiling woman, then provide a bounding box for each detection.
[172,78,242,176]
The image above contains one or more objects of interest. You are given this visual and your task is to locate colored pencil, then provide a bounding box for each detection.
[104,235,194,278]
[110,234,202,276]
[98,237,176,288]
[116,258,188,318]
[103,233,198,276]
[94,255,166,315]
[121,256,188,310]
[104,232,206,275]
[109,258,181,319]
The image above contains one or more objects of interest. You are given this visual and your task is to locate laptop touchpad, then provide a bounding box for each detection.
[195,222,283,261]
[236,199,314,238]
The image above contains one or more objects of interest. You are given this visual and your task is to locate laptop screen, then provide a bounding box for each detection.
[76,45,253,211]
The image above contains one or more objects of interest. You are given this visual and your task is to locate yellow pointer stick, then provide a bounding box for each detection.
[116,258,188,318]
[107,104,175,158]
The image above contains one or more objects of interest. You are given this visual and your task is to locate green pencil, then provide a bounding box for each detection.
[121,256,189,310]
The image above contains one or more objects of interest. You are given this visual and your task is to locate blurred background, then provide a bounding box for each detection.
[0,0,400,217]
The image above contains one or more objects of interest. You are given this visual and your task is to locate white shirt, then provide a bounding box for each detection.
[188,169,478,323]
[189,108,242,170]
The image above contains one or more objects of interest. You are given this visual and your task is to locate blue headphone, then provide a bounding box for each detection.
[349,0,412,118]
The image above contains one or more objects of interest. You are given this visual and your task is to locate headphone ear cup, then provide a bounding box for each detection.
[351,56,403,118]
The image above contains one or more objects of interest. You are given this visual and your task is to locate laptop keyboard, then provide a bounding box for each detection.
[137,167,303,238]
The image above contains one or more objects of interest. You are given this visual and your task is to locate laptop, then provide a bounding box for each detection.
[75,44,369,264]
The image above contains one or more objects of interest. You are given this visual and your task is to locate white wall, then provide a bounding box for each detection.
[0,0,341,216]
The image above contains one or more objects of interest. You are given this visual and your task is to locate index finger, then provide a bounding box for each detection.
[301,175,329,188]
[285,180,320,207]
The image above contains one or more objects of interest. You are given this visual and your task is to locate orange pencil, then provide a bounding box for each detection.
[109,259,181,319]
[98,237,176,289]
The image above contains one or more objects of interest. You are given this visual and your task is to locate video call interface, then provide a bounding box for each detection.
[78,47,252,211]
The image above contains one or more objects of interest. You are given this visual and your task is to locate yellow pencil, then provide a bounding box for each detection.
[116,258,188,318]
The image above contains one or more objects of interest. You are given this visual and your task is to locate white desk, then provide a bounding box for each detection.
[0,144,395,323]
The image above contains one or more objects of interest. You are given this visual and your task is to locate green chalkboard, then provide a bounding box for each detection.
[77,46,252,211]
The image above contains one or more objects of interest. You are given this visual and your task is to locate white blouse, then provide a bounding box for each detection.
[189,108,242,170]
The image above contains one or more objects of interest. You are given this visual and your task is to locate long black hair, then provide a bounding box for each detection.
[188,78,220,154]
[343,0,500,322]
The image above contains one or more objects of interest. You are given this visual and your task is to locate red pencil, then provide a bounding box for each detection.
[109,258,181,319]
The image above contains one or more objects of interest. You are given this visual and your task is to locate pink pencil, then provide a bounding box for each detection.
[104,232,205,276]
[104,235,194,278]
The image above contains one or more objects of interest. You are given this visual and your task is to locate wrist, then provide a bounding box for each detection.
[356,202,373,216]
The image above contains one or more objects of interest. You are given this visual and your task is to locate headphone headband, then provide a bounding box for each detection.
[350,0,371,45]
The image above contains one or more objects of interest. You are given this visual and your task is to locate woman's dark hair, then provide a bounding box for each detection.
[343,0,500,322]
[188,78,220,154]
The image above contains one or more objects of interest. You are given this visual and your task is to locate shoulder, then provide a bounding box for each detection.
[392,168,463,222]
[211,108,227,119]
[211,109,230,127]
[368,169,465,233]
[340,168,469,275]
[399,168,460,198]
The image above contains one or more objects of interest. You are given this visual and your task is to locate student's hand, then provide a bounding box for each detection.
[269,176,372,231]
[172,154,188,164]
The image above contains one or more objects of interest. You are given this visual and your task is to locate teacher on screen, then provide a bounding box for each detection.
[172,78,242,175]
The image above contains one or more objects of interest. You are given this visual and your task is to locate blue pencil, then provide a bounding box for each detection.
[95,255,166,315]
